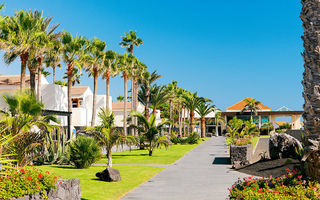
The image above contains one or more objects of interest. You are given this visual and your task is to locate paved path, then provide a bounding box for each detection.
[93,164,169,168]
[122,137,248,200]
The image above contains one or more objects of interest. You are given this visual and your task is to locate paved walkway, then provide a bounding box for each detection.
[122,137,248,200]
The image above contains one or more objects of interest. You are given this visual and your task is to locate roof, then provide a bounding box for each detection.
[276,106,292,111]
[71,86,89,96]
[0,75,36,86]
[222,110,303,116]
[226,97,271,111]
[112,102,132,110]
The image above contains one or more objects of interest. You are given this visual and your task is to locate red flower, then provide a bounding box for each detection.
[59,182,62,185]
[54,176,58,180]
[27,176,32,181]
[36,181,40,184]
[285,168,290,172]
[20,169,26,173]
[38,173,43,179]
[46,171,50,174]
[253,187,256,190]
[273,191,279,194]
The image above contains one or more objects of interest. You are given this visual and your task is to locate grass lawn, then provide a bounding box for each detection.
[36,165,163,200]
[96,139,208,165]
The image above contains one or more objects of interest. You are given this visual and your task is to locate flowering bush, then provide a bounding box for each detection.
[233,136,252,146]
[229,169,320,199]
[0,168,60,199]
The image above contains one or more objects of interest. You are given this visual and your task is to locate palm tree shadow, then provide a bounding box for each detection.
[50,165,75,169]
[113,153,149,157]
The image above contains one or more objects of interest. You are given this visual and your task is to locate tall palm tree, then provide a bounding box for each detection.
[166,81,178,133]
[0,10,39,90]
[118,53,134,136]
[61,32,87,133]
[120,31,143,130]
[130,111,170,156]
[241,98,261,121]
[139,70,162,121]
[83,38,106,126]
[103,50,118,110]
[196,102,214,138]
[183,92,207,133]
[300,0,320,180]
[44,39,62,83]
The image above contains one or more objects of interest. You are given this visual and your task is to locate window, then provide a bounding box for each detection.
[72,98,83,108]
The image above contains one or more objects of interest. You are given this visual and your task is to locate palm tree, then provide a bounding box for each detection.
[0,10,39,90]
[130,111,170,156]
[213,109,225,137]
[241,98,261,121]
[62,67,82,86]
[117,96,124,102]
[44,39,62,83]
[183,92,207,133]
[166,81,178,133]
[61,32,87,133]
[196,102,214,138]
[300,0,320,180]
[87,108,134,167]
[150,85,169,115]
[139,70,162,121]
[120,31,143,132]
[103,50,118,110]
[118,53,134,136]
[83,38,106,126]
[0,91,58,166]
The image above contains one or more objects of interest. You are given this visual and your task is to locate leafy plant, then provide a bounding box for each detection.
[130,111,171,156]
[69,136,101,169]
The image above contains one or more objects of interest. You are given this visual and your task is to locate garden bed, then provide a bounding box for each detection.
[236,158,300,177]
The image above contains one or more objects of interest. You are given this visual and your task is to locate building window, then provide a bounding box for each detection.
[72,98,83,108]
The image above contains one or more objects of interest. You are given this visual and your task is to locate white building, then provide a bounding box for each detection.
[0,75,112,129]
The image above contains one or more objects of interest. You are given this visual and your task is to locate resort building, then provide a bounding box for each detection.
[221,97,303,130]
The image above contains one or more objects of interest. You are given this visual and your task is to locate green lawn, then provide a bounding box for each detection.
[96,139,208,165]
[36,165,163,200]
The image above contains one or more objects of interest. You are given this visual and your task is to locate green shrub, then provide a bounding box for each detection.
[260,126,274,135]
[0,168,59,199]
[206,133,212,137]
[69,136,101,169]
[278,123,292,130]
[229,169,320,199]
[170,136,183,144]
[185,133,200,144]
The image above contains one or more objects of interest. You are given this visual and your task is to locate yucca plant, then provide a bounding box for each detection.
[69,135,101,169]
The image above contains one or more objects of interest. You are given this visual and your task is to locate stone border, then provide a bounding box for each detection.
[230,144,252,168]
[10,179,81,200]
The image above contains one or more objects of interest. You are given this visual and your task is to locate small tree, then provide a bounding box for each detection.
[130,111,171,156]
[87,108,134,167]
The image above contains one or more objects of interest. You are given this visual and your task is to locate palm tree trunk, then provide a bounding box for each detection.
[134,78,139,136]
[130,78,135,135]
[215,118,219,137]
[52,66,56,83]
[123,71,128,136]
[169,99,172,134]
[67,63,73,136]
[190,111,195,133]
[178,105,182,136]
[107,149,112,167]
[145,87,150,121]
[182,108,186,137]
[20,53,28,90]
[106,70,110,111]
[301,0,320,180]
[201,117,205,138]
[37,57,42,101]
[29,67,37,95]
[149,150,153,156]
[91,68,98,126]
[153,106,157,115]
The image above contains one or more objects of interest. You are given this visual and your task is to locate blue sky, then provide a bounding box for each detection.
[0,0,304,111]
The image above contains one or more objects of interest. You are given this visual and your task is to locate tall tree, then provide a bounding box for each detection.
[44,39,62,83]
[83,38,106,126]
[166,81,178,134]
[120,30,143,133]
[150,85,169,115]
[118,53,134,136]
[61,32,87,134]
[213,109,225,137]
[103,50,118,110]
[241,98,261,121]
[0,10,38,90]
[139,70,162,121]
[183,92,207,133]
[301,0,320,180]
[196,103,214,138]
